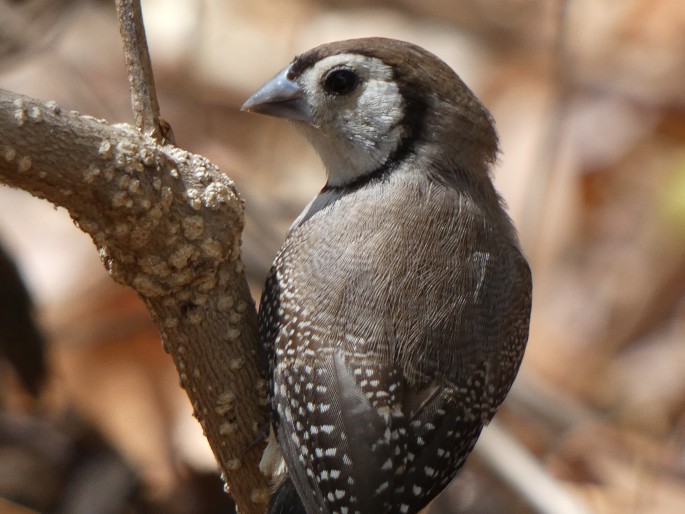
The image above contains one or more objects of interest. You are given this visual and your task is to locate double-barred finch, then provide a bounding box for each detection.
[243,37,532,514]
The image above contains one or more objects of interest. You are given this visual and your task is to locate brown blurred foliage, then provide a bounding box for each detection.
[0,0,684,513]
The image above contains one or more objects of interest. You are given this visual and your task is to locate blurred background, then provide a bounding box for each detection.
[1,0,684,512]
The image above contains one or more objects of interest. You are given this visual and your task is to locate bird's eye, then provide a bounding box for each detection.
[323,68,359,96]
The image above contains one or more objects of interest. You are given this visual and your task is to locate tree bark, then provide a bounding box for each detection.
[0,89,271,513]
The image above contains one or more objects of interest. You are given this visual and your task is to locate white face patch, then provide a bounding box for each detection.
[294,54,405,187]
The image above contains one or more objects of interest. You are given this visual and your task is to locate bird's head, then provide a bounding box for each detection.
[242,38,498,188]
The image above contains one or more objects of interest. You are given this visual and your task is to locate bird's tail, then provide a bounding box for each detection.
[268,475,309,514]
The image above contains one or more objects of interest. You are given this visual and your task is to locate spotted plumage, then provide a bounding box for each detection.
[243,38,532,514]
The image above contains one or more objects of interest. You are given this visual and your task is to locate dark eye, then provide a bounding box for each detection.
[323,68,359,96]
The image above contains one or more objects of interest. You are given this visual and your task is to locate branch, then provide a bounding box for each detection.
[477,421,591,514]
[0,89,270,513]
[115,0,169,143]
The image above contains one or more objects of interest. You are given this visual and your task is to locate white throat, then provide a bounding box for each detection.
[295,54,406,187]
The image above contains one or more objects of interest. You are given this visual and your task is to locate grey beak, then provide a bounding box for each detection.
[241,65,314,123]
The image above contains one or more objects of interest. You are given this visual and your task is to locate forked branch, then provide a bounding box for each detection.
[0,2,270,512]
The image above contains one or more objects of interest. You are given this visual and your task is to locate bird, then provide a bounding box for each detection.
[242,37,532,514]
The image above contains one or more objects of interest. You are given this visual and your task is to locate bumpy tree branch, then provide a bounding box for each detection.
[0,90,270,512]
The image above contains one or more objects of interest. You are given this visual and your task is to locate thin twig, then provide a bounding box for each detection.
[477,420,592,514]
[520,0,570,255]
[115,0,172,144]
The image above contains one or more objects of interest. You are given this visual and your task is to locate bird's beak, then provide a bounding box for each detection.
[241,65,314,124]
